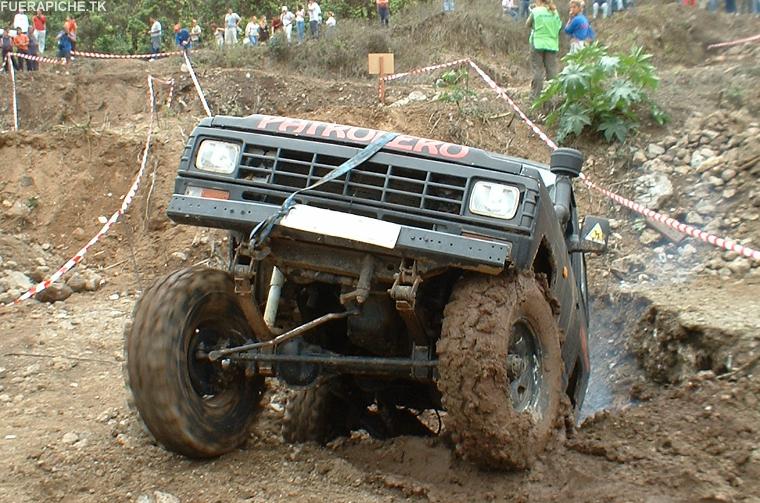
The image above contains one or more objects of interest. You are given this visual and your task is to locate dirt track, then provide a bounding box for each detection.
[1,4,759,502]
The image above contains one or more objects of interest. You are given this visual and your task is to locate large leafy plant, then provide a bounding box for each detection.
[533,43,667,143]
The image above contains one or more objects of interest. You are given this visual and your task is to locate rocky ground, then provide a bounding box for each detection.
[0,3,759,502]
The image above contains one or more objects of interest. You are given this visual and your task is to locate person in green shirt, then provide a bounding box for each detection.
[526,0,561,100]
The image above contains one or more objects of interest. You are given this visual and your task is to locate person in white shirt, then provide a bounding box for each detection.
[325,11,336,36]
[149,17,162,58]
[13,8,30,33]
[224,8,241,45]
[295,6,306,43]
[190,19,202,48]
[281,6,295,44]
[245,16,259,45]
[307,0,321,38]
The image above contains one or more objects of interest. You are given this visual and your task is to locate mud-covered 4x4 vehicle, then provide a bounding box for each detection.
[124,114,609,469]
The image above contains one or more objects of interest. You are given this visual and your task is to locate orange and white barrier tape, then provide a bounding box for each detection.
[5,54,18,131]
[4,76,174,306]
[10,52,68,65]
[183,51,211,117]
[383,57,760,262]
[707,33,760,50]
[72,50,183,59]
[381,58,469,82]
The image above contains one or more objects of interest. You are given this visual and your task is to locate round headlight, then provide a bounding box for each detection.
[195,140,240,174]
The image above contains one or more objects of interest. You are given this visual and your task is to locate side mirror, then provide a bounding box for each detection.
[569,216,610,254]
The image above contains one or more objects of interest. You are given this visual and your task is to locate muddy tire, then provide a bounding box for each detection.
[282,378,351,444]
[437,271,563,470]
[124,267,265,458]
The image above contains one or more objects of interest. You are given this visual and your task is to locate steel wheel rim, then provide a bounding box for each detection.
[506,320,544,416]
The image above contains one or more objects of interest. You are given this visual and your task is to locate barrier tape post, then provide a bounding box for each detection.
[183,51,212,117]
[7,54,18,131]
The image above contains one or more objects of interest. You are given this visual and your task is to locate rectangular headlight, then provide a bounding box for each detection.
[469,181,520,220]
[195,139,240,174]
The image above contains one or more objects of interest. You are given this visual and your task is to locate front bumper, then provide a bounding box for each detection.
[168,195,511,272]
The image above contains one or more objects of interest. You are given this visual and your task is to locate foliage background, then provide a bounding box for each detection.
[1,0,425,53]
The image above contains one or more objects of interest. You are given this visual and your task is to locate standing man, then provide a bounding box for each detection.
[443,0,455,12]
[32,9,45,53]
[307,0,321,38]
[149,16,162,58]
[376,0,390,27]
[27,27,38,70]
[224,8,241,45]
[526,0,561,100]
[174,24,190,53]
[281,6,295,44]
[13,28,29,71]
[13,8,29,34]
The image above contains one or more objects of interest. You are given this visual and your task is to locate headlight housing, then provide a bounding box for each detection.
[195,140,240,174]
[468,181,520,220]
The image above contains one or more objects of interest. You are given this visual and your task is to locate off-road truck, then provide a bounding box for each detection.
[124,114,608,469]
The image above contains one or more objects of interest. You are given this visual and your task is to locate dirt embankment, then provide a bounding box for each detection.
[0,3,759,502]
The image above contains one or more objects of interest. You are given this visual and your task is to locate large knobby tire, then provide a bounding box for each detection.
[437,271,564,470]
[282,378,351,444]
[124,267,265,458]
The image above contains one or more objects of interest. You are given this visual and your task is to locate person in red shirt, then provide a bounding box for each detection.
[13,28,30,71]
[32,8,46,53]
[376,0,390,26]
[64,16,77,50]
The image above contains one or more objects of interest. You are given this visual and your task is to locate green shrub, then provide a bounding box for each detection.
[533,43,667,143]
[435,68,477,108]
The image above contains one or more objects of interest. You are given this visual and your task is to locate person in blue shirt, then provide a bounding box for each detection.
[56,26,72,64]
[564,0,595,52]
[174,23,190,53]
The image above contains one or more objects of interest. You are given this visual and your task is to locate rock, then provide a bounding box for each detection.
[720,168,737,182]
[685,211,705,225]
[707,176,724,187]
[639,229,661,246]
[35,284,73,304]
[722,188,736,199]
[646,144,666,159]
[170,251,188,262]
[72,227,85,237]
[632,150,647,165]
[67,271,103,293]
[635,173,673,210]
[27,266,50,283]
[662,136,678,149]
[642,158,670,173]
[680,243,697,259]
[154,491,181,503]
[61,432,79,445]
[108,293,120,301]
[695,201,717,215]
[0,394,11,403]
[34,257,46,267]
[727,258,752,276]
[7,201,31,218]
[1,271,33,291]
[22,364,40,377]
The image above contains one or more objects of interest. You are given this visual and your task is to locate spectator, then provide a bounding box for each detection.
[2,28,13,71]
[725,0,737,12]
[245,16,259,46]
[190,19,202,48]
[443,0,455,12]
[307,0,322,38]
[149,17,162,58]
[376,0,390,27]
[281,6,295,44]
[519,0,531,18]
[13,28,30,71]
[27,27,38,71]
[681,0,696,6]
[325,11,336,35]
[503,0,518,18]
[174,24,190,53]
[295,6,306,43]
[592,0,608,18]
[56,26,72,64]
[564,0,594,52]
[224,8,241,45]
[210,22,223,48]
[526,0,561,100]
[64,16,77,51]
[32,8,46,53]
[13,8,29,34]
[272,15,283,34]
[258,16,270,44]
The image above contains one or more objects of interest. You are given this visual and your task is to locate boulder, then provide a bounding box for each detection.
[646,143,666,159]
[35,284,73,303]
[635,173,673,210]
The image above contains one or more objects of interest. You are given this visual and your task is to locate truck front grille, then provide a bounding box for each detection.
[239,146,467,221]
